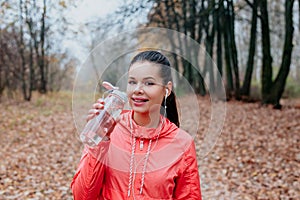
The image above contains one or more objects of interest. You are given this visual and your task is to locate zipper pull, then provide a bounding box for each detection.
[140,139,144,151]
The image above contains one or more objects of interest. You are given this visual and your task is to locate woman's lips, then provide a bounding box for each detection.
[132,97,148,107]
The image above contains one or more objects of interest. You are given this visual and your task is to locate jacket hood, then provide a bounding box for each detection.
[118,110,178,139]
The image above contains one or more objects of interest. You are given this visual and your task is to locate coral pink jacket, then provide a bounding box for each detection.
[71,110,202,199]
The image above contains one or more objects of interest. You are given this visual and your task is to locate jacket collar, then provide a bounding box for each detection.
[119,110,178,139]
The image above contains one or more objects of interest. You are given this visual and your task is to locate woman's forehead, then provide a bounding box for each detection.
[128,62,161,77]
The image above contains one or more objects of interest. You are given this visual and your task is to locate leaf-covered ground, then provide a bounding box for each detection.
[0,93,299,199]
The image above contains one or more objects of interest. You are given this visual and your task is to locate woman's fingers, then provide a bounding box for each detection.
[86,109,98,121]
[86,109,100,121]
[93,102,104,110]
[86,114,95,122]
[88,109,100,115]
[86,99,105,122]
[96,98,105,104]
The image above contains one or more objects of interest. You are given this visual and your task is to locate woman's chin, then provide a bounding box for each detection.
[132,107,149,114]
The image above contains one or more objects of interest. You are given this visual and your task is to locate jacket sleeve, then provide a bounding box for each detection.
[173,141,202,200]
[71,141,110,200]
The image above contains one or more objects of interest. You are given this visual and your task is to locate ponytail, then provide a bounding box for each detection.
[162,90,180,127]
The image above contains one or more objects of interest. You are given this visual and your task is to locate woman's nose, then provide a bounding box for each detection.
[133,82,144,93]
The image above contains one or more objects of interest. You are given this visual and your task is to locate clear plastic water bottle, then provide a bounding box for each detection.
[80,90,128,147]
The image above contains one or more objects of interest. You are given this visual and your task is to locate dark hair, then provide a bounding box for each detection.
[130,50,180,127]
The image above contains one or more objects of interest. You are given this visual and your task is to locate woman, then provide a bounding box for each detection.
[71,51,202,199]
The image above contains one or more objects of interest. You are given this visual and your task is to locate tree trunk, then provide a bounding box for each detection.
[266,0,295,108]
[223,2,234,97]
[38,0,47,93]
[227,0,240,100]
[164,0,178,74]
[19,0,31,101]
[216,1,224,92]
[204,0,216,93]
[167,0,184,85]
[241,0,258,97]
[205,30,216,94]
[196,0,208,96]
[28,37,34,100]
[0,34,6,98]
[259,0,273,104]
[298,0,300,30]
[188,0,202,92]
[182,0,195,88]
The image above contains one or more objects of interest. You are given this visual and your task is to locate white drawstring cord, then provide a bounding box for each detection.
[127,115,164,197]
[127,136,136,197]
[139,139,152,194]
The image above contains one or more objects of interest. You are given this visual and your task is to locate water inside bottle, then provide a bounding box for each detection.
[81,110,116,147]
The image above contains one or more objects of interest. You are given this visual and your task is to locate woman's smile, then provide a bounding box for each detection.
[131,97,149,107]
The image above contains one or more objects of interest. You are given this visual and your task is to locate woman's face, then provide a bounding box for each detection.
[127,61,168,115]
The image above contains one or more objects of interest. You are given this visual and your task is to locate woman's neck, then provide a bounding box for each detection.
[133,111,161,128]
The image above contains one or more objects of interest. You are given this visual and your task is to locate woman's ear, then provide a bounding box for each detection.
[166,81,173,96]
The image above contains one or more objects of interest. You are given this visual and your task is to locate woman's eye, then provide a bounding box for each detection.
[128,81,136,85]
[144,82,155,86]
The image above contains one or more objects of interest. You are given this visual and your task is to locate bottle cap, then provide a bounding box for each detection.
[111,90,128,103]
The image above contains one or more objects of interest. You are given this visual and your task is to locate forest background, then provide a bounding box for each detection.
[0,0,300,199]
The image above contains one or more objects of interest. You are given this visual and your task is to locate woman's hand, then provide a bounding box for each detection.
[86,98,105,122]
[86,81,118,122]
[86,81,122,123]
